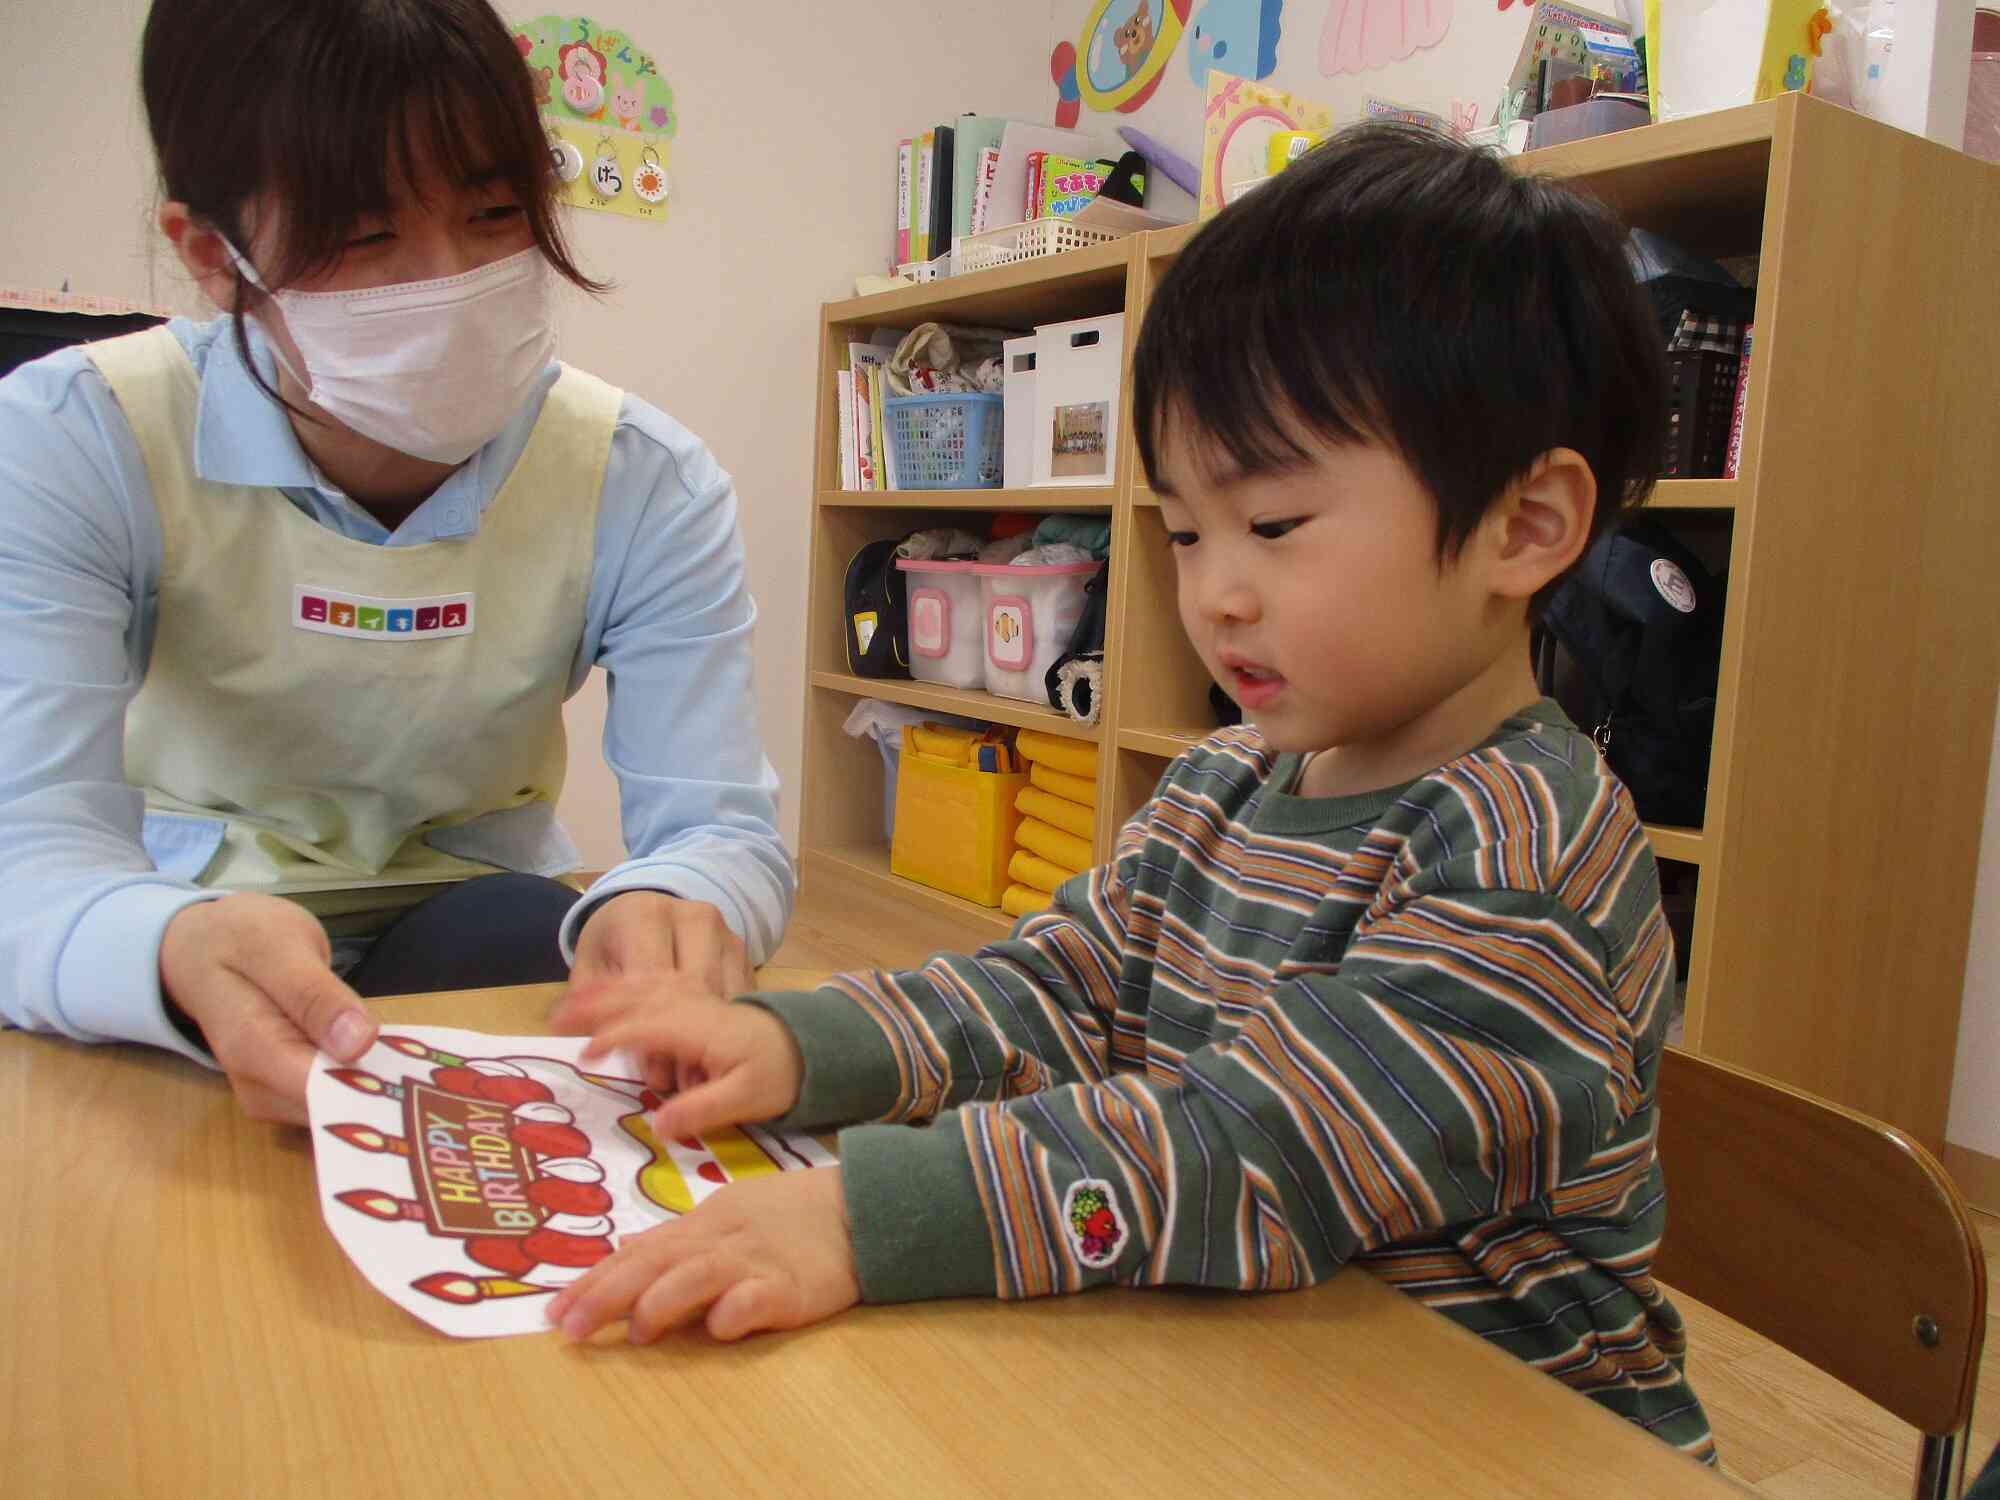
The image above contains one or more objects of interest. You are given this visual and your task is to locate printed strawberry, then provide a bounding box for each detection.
[1085,1207,1115,1241]
[465,1236,536,1276]
[526,1176,613,1216]
[470,1074,554,1108]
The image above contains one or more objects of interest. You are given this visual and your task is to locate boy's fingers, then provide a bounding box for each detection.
[706,1275,786,1342]
[235,944,373,1060]
[651,1067,768,1140]
[553,1233,683,1340]
[628,1251,736,1344]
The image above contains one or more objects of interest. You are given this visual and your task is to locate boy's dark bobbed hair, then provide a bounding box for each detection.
[1132,122,1665,598]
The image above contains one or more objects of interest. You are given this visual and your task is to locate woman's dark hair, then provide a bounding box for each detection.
[141,0,606,396]
[1132,121,1665,608]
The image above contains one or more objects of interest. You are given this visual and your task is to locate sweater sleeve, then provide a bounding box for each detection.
[804,755,1669,1305]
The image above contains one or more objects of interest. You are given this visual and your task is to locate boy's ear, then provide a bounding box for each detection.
[1483,448,1597,601]
[158,202,241,314]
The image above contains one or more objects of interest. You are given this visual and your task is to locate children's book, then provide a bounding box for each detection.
[895,138,914,268]
[913,130,935,263]
[969,145,1002,237]
[848,342,896,492]
[836,369,858,490]
[866,364,889,493]
[1034,154,1110,219]
[992,121,1096,234]
[950,115,1014,242]
[929,123,956,260]
[1724,323,1754,479]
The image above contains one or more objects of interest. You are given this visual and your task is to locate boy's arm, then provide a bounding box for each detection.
[745,814,1153,1134]
[835,842,1663,1302]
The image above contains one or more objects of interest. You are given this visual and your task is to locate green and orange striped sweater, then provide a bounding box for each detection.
[752,702,1713,1460]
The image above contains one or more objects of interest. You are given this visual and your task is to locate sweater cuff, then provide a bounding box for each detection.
[839,1116,999,1302]
[742,988,902,1130]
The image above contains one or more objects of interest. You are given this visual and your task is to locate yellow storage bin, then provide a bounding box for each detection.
[890,734,1030,906]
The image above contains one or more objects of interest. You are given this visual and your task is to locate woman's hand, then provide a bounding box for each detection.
[568,891,754,999]
[548,1168,859,1343]
[158,892,378,1124]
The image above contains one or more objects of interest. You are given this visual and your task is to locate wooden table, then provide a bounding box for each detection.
[1,980,1735,1498]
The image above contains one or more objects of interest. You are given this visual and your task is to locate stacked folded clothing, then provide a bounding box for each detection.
[1002,730,1100,918]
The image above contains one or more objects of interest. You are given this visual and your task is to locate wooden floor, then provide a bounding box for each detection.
[768,876,1997,1496]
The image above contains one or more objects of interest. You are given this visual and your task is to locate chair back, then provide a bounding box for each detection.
[1653,1048,1986,1439]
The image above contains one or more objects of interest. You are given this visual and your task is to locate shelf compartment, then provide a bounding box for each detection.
[810,670,1102,741]
[801,842,1016,939]
[1644,823,1708,866]
[1119,727,1208,758]
[1649,478,1742,511]
[817,486,1113,511]
[824,236,1131,331]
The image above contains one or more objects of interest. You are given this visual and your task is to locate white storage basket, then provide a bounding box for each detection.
[952,217,1122,276]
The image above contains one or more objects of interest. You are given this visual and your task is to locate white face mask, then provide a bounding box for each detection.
[228,243,557,465]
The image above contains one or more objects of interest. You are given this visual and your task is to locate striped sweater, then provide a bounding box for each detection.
[753,702,1713,1460]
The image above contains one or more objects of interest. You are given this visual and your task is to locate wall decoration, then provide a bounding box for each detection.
[1051,0,1195,127]
[1186,0,1287,86]
[512,14,675,223]
[1318,0,1454,74]
[1199,71,1334,217]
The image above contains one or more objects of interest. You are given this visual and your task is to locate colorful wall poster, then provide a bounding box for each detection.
[308,1027,836,1337]
[1199,71,1334,216]
[1052,0,1195,126]
[512,14,676,222]
[1319,0,1454,74]
[1185,0,1288,87]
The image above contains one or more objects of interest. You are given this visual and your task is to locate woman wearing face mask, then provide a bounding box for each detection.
[0,0,794,1123]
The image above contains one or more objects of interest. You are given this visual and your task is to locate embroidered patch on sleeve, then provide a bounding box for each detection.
[1062,1178,1126,1269]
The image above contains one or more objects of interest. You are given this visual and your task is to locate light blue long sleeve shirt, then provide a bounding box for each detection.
[0,316,794,1062]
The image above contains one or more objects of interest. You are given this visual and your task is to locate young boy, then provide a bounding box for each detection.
[549,123,1714,1464]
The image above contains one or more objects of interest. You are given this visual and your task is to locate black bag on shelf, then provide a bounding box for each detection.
[1534,518,1724,829]
[842,537,913,679]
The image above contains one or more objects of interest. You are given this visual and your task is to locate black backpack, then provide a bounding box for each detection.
[843,537,912,679]
[1534,518,1724,828]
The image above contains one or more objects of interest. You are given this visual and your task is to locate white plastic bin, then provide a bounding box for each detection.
[1002,335,1037,489]
[1031,313,1124,489]
[976,560,1101,703]
[897,559,986,688]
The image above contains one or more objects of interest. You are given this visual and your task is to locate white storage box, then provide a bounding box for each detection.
[1002,335,1037,489]
[898,559,985,688]
[1031,313,1124,489]
[976,560,1101,703]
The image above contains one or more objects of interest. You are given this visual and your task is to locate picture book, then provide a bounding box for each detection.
[1040,155,1109,219]
[930,123,956,260]
[913,129,935,264]
[866,364,889,493]
[969,145,1002,236]
[849,342,895,492]
[1724,323,1754,479]
[950,115,1014,242]
[837,369,857,490]
[895,138,914,268]
[307,1026,837,1338]
[853,368,875,490]
[992,122,1096,237]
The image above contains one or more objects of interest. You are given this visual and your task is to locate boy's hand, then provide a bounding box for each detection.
[548,1168,859,1343]
[565,993,805,1141]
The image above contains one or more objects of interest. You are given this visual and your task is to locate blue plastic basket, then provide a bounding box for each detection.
[883,392,1004,490]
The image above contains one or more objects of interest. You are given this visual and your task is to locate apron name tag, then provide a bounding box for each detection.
[294,585,475,640]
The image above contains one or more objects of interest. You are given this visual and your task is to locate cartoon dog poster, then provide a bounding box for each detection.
[308,1027,836,1337]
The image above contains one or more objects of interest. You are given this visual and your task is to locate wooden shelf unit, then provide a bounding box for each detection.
[799,94,2000,1149]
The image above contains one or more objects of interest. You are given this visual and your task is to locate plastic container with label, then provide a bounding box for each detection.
[976,560,1101,703]
[897,559,985,688]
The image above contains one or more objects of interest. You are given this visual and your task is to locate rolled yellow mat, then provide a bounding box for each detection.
[1016,817,1092,872]
[1015,785,1094,840]
[1009,849,1078,896]
[1002,883,1052,919]
[1015,728,1099,778]
[1030,761,1098,808]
